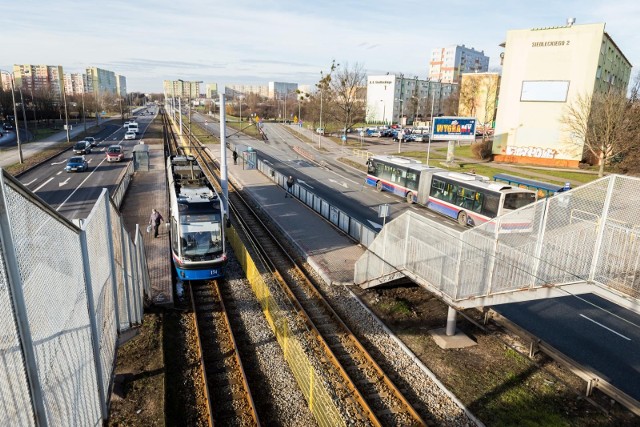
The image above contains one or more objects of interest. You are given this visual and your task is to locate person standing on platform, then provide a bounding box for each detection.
[149,208,164,238]
[232,149,238,165]
[286,175,295,198]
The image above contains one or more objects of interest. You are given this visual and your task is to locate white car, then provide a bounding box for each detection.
[123,121,131,128]
[124,130,136,140]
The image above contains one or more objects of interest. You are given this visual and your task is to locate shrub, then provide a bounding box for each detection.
[471,140,493,160]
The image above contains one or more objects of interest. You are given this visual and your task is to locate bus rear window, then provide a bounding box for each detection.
[503,193,536,210]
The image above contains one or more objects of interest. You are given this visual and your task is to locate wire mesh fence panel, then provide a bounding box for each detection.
[83,193,118,408]
[109,205,130,330]
[0,234,34,426]
[3,184,101,426]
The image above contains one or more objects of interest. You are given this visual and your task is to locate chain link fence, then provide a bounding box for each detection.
[355,175,640,305]
[0,169,148,426]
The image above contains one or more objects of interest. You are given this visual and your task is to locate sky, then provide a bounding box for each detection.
[1,0,639,93]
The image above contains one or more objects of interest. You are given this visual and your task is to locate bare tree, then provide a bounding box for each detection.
[329,62,366,132]
[561,76,640,177]
[458,75,481,118]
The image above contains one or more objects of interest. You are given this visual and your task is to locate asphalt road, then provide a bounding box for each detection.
[494,293,640,402]
[17,108,157,221]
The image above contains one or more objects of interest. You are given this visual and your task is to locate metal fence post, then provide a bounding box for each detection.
[78,225,108,420]
[0,173,48,426]
[119,222,133,327]
[588,176,617,281]
[104,199,121,330]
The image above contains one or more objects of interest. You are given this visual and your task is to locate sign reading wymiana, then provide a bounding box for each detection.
[432,117,477,141]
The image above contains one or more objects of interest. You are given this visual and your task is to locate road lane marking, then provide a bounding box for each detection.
[24,178,37,186]
[33,177,53,192]
[580,314,631,341]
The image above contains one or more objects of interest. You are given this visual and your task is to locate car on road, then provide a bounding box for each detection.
[124,130,136,140]
[106,145,124,162]
[123,121,131,128]
[3,123,14,131]
[73,141,91,154]
[315,127,325,135]
[83,137,97,147]
[64,156,88,172]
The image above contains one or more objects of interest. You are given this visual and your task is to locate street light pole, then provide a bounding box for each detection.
[17,88,29,142]
[62,84,70,143]
[427,81,437,167]
[2,71,23,163]
[30,88,38,134]
[81,91,86,133]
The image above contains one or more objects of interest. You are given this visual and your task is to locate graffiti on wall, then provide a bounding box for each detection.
[505,145,558,159]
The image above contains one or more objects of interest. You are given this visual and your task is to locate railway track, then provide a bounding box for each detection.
[190,280,260,426]
[167,109,429,425]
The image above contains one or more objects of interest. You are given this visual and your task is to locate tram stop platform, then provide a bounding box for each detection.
[120,142,173,306]
[205,143,364,287]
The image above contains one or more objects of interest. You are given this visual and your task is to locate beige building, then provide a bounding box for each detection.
[163,80,201,98]
[493,22,632,167]
[458,73,500,129]
[205,83,218,99]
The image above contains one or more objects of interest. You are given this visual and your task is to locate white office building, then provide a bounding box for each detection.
[366,75,457,125]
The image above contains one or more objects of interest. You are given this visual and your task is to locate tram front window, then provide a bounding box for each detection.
[181,223,222,256]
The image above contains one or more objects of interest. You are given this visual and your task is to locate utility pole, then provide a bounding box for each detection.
[62,85,70,143]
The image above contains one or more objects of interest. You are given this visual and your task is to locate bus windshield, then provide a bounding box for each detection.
[503,192,537,211]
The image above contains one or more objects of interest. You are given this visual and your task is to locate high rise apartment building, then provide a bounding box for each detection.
[492,22,632,167]
[64,73,85,95]
[205,83,218,99]
[429,45,489,83]
[116,75,127,97]
[13,64,65,101]
[163,80,201,98]
[86,67,118,96]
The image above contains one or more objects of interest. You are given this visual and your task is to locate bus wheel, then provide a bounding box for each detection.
[457,211,468,227]
[406,192,414,203]
[376,181,383,192]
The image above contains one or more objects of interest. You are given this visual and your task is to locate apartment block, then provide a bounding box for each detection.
[163,80,201,98]
[429,45,489,83]
[13,64,65,101]
[492,21,632,167]
[86,67,118,96]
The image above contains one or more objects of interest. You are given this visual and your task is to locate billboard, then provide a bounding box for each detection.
[432,116,477,141]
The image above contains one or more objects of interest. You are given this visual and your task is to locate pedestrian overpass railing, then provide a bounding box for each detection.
[355,175,640,309]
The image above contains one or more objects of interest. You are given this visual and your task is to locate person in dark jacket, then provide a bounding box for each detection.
[286,175,295,198]
[149,208,164,238]
[232,149,238,165]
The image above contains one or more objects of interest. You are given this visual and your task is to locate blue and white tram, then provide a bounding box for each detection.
[167,155,227,280]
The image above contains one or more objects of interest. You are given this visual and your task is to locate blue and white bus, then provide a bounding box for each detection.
[365,155,537,229]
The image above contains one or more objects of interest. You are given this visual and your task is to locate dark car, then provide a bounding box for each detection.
[64,156,88,172]
[83,137,97,147]
[3,123,14,131]
[73,141,91,154]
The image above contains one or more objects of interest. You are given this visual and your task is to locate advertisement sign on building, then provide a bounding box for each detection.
[431,117,477,141]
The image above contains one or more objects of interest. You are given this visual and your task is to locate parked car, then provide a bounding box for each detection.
[123,121,131,128]
[64,156,88,172]
[83,137,97,146]
[73,141,91,154]
[124,130,136,140]
[369,131,382,137]
[315,128,325,135]
[3,123,14,131]
[106,145,124,162]
[412,134,427,142]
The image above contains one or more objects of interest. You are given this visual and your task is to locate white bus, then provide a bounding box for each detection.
[365,155,537,229]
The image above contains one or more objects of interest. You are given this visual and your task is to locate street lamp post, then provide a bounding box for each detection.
[81,91,87,133]
[30,88,38,134]
[17,88,29,142]
[61,87,70,143]
[319,88,323,149]
[1,70,23,163]
[427,81,438,167]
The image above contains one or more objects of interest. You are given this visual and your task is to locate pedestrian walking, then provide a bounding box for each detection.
[149,208,164,238]
[285,175,295,198]
[232,149,238,165]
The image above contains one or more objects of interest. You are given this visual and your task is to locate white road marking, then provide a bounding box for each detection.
[580,314,631,341]
[58,177,70,187]
[297,179,314,189]
[51,160,66,165]
[34,177,53,192]
[329,178,348,188]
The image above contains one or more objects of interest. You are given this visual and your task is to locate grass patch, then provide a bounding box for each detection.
[378,299,413,316]
[226,120,262,139]
[179,115,220,144]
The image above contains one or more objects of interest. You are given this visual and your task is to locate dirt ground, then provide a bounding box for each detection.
[353,284,638,427]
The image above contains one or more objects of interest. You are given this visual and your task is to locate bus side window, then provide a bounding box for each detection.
[482,194,500,217]
[472,192,484,212]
